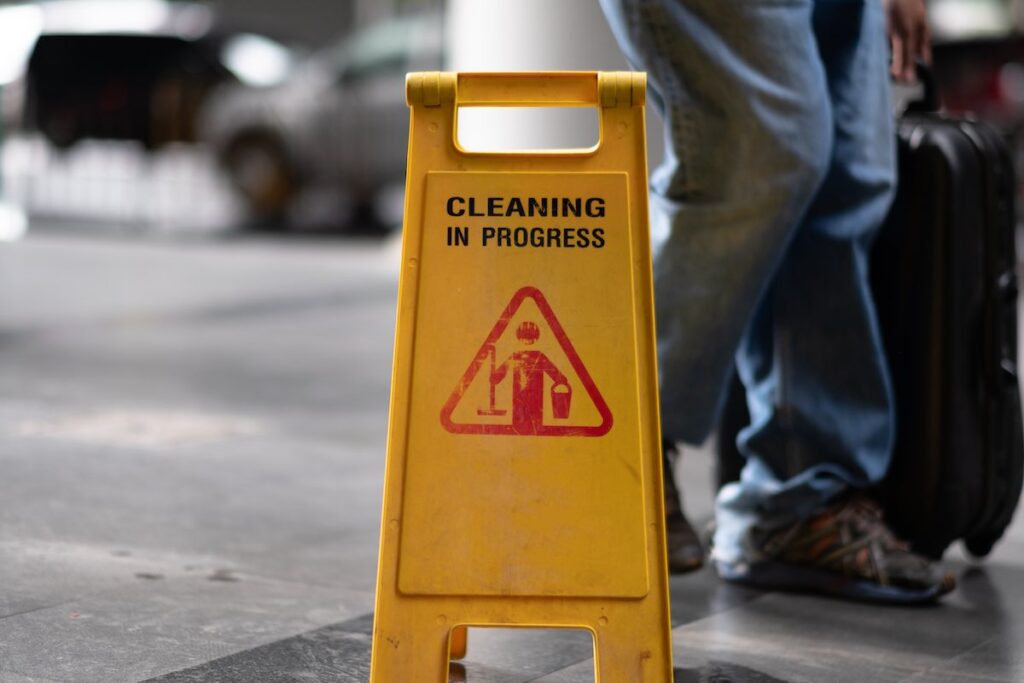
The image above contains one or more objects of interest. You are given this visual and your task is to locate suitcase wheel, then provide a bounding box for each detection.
[964,535,996,559]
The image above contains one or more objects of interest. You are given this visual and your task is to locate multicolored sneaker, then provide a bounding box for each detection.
[715,495,956,604]
[663,440,705,573]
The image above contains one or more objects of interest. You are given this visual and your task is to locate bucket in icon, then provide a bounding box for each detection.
[552,383,572,419]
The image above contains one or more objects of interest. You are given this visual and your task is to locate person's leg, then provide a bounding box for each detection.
[714,0,954,602]
[598,0,832,444]
[599,0,832,573]
[715,0,895,562]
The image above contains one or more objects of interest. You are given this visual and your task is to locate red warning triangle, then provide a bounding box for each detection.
[440,286,613,437]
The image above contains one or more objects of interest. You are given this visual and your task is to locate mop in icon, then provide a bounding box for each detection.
[477,344,507,417]
[476,321,572,433]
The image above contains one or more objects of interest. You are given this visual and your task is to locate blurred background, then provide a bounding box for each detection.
[0,0,446,235]
[5,0,1024,237]
[3,1,1024,681]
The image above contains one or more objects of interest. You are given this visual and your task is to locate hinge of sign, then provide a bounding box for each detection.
[599,71,646,108]
[406,72,456,107]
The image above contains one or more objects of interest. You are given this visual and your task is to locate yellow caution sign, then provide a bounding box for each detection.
[371,72,672,682]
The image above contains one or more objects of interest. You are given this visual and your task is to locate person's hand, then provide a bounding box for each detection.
[884,0,931,82]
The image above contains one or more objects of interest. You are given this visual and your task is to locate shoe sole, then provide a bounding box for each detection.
[715,559,951,605]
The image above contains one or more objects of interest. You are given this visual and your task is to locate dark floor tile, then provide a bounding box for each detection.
[145,615,376,683]
[0,575,362,683]
[672,661,794,683]
[535,659,796,683]
[151,630,371,683]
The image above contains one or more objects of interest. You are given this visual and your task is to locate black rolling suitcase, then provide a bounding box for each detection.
[715,78,1024,560]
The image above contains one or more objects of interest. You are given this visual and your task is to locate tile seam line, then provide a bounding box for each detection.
[0,284,396,339]
[896,635,1008,683]
[0,599,80,622]
[195,568,377,594]
[521,659,593,683]
[3,666,70,683]
[138,611,378,682]
[0,575,367,626]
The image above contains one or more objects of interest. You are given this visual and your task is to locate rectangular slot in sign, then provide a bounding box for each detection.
[457,106,599,152]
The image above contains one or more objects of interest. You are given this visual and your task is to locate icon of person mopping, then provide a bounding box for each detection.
[477,321,572,435]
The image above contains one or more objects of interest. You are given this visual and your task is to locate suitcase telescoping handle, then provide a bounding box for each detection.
[904,60,941,114]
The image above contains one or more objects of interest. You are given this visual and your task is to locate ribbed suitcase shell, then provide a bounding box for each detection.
[871,114,1023,559]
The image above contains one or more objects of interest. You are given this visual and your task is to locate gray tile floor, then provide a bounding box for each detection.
[139,561,1024,683]
[1,229,1022,682]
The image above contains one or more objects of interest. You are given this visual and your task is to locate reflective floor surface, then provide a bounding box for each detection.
[1,228,1022,682]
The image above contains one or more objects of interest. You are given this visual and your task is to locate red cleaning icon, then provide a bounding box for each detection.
[440,286,612,436]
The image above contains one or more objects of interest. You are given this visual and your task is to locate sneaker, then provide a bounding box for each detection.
[714,495,956,604]
[663,440,704,573]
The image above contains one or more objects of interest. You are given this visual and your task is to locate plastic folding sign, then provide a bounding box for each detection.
[371,72,673,682]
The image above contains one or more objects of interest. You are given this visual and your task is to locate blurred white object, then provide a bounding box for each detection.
[0,5,43,86]
[445,0,664,164]
[1,134,242,233]
[221,33,295,88]
[446,0,622,152]
[930,0,1013,41]
[0,201,27,241]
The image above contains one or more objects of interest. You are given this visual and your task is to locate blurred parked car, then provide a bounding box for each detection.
[198,13,442,225]
[0,0,295,150]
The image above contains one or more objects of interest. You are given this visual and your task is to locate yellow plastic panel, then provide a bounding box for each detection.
[371,71,672,683]
[398,170,648,598]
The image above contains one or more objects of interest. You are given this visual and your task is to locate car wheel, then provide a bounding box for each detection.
[224,134,296,222]
[350,198,390,234]
[41,110,78,149]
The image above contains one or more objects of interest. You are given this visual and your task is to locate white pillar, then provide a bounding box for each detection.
[444,0,663,163]
[446,0,624,73]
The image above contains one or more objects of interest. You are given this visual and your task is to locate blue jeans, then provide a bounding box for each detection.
[600,0,897,563]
